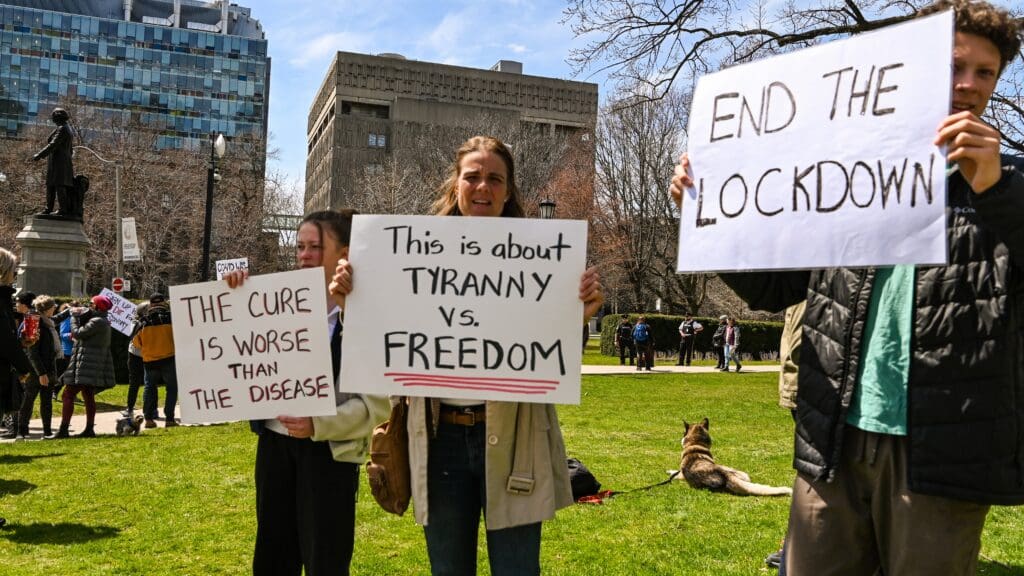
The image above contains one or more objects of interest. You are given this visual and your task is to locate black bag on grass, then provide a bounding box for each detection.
[567,458,601,500]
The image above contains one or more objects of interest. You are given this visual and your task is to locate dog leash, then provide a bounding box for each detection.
[613,469,681,496]
[577,470,682,504]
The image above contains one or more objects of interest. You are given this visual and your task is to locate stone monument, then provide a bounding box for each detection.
[16,107,91,296]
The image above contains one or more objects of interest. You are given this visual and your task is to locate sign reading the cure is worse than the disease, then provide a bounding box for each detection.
[679,11,953,272]
[169,268,337,424]
[340,215,587,404]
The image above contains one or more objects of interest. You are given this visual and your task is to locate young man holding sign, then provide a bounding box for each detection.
[670,2,1023,573]
[225,210,389,576]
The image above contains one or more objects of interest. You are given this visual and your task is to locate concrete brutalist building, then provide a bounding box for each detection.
[304,52,598,212]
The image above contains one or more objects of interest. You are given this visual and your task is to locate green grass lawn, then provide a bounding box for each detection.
[3,372,1023,575]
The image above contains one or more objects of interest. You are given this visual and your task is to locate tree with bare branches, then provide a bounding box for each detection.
[347,112,593,218]
[0,104,292,296]
[564,0,1023,149]
[591,87,713,314]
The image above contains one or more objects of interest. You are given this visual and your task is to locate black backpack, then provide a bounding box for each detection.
[567,458,601,500]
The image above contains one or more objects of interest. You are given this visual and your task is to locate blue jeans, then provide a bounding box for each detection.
[142,358,178,421]
[723,344,741,370]
[423,421,542,576]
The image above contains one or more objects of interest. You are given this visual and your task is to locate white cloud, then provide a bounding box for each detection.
[288,31,373,68]
[423,12,467,59]
[507,43,528,54]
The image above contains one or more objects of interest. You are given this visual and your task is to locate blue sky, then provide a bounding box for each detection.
[246,0,598,199]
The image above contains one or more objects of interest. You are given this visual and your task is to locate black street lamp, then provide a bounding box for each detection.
[539,198,556,220]
[201,132,226,281]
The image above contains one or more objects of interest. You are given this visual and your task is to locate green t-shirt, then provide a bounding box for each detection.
[845,265,915,435]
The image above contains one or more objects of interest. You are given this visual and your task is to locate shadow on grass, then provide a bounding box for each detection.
[0,522,120,545]
[979,560,1024,575]
[94,400,125,412]
[0,479,36,496]
[0,453,65,465]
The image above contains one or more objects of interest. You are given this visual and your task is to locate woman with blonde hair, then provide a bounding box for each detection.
[330,135,603,575]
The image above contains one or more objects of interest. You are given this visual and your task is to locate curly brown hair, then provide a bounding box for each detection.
[920,0,1023,73]
[431,136,525,218]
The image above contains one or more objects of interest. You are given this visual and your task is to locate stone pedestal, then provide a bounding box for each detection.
[15,216,90,297]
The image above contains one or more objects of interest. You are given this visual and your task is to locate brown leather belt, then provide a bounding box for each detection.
[439,405,486,426]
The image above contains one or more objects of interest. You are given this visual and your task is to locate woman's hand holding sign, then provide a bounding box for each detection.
[329,258,353,310]
[670,153,693,210]
[580,266,604,323]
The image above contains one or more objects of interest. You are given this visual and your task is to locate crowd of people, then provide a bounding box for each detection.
[3,1,1022,573]
[0,260,118,441]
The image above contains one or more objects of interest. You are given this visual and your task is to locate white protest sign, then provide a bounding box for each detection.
[169,268,336,424]
[340,215,587,404]
[215,257,250,280]
[679,11,953,272]
[99,288,137,336]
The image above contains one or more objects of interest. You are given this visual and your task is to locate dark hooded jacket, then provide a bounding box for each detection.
[61,308,115,390]
[721,157,1024,505]
[1,286,33,378]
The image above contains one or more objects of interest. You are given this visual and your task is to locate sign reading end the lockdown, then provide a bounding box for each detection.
[169,268,336,424]
[679,11,953,272]
[340,215,587,404]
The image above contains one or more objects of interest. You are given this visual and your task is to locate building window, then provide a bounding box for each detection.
[368,133,386,148]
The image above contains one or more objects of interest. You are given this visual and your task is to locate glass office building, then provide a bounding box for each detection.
[0,0,269,148]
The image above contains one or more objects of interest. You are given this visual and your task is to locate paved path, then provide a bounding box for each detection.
[4,364,779,440]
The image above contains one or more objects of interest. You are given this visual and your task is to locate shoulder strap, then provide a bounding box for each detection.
[506,403,535,495]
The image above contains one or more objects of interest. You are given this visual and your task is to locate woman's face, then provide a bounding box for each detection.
[296,222,348,282]
[15,302,29,314]
[456,150,509,218]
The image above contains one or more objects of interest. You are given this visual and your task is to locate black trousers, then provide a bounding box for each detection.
[618,342,635,365]
[126,353,144,411]
[18,374,52,434]
[714,345,725,368]
[678,337,695,365]
[253,431,358,576]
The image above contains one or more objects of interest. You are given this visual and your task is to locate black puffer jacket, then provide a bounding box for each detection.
[61,309,115,390]
[1,286,33,378]
[723,157,1024,505]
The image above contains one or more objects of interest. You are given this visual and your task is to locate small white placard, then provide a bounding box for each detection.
[215,257,250,280]
[340,215,587,404]
[169,268,336,424]
[679,11,953,272]
[99,288,137,336]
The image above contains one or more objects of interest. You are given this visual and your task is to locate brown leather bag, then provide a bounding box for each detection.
[366,398,411,516]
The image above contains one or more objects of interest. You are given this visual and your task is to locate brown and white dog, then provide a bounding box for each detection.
[670,417,792,497]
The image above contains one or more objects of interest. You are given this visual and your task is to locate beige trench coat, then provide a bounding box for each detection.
[407,397,573,531]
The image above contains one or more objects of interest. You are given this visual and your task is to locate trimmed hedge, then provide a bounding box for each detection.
[600,314,784,358]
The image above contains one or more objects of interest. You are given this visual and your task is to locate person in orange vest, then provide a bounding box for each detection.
[132,293,178,428]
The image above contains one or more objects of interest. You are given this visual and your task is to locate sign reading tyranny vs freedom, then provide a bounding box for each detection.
[679,11,953,272]
[340,215,587,404]
[169,268,337,424]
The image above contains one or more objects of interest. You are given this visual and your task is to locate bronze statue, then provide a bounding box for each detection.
[31,108,82,220]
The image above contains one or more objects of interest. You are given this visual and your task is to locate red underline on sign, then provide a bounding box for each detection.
[383,372,559,385]
[398,382,552,394]
[382,372,559,395]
